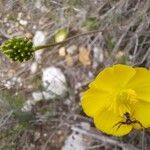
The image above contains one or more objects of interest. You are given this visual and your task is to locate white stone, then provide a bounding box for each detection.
[93,47,103,62]
[33,25,37,30]
[35,0,42,9]
[33,31,46,46]
[17,12,22,20]
[26,99,34,105]
[3,81,12,89]
[93,47,104,68]
[19,19,28,26]
[62,131,86,150]
[42,67,67,98]
[34,50,44,63]
[66,45,78,55]
[43,133,47,137]
[34,132,41,141]
[42,91,55,100]
[80,122,90,130]
[59,47,66,56]
[22,91,43,112]
[2,77,22,89]
[33,31,46,62]
[21,99,33,112]
[30,62,38,74]
[32,92,43,102]
[64,99,71,106]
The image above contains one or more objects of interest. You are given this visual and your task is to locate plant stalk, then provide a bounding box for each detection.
[34,29,105,51]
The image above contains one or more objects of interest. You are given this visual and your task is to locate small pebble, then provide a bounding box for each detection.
[59,47,66,56]
[42,67,68,98]
[19,19,28,26]
[30,62,38,74]
[66,45,78,55]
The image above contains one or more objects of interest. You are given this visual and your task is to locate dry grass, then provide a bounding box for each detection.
[0,0,150,149]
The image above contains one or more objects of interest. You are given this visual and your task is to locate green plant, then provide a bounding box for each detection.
[82,17,99,30]
[0,29,102,62]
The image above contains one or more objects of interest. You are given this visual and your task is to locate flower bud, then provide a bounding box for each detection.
[54,28,69,43]
[0,37,34,62]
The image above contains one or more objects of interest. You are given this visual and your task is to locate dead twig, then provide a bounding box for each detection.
[72,126,139,150]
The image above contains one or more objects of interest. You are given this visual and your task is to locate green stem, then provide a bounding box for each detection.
[34,29,105,51]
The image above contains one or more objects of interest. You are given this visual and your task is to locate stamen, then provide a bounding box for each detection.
[114,89,138,115]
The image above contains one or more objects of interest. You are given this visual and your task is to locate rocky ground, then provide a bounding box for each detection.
[0,0,150,150]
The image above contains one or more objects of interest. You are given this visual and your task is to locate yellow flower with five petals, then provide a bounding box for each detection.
[81,64,150,136]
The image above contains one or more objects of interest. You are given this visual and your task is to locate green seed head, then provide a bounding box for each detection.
[0,37,34,62]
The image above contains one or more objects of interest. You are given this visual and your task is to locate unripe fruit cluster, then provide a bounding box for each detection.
[0,37,34,62]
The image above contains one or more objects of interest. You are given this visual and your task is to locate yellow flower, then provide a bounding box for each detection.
[81,64,150,136]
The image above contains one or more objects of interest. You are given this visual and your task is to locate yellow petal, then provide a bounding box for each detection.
[81,88,110,117]
[135,87,150,102]
[134,101,150,128]
[127,67,150,87]
[90,64,136,91]
[94,108,132,136]
[126,68,150,102]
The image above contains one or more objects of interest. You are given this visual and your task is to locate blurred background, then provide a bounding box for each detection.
[0,0,150,149]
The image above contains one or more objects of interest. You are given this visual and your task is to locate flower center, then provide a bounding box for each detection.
[113,89,138,115]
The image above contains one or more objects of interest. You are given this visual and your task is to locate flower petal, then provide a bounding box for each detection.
[126,68,150,102]
[90,64,136,91]
[94,108,132,136]
[81,88,110,117]
[134,101,150,128]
